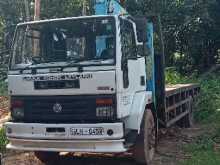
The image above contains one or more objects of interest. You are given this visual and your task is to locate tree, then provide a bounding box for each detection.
[0,0,220,74]
[125,0,220,73]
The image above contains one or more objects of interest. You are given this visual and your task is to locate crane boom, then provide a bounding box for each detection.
[94,0,127,15]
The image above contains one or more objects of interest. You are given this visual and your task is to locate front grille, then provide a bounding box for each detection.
[34,80,80,90]
[11,95,116,123]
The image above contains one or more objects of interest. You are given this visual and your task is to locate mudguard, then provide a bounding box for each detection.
[123,91,152,133]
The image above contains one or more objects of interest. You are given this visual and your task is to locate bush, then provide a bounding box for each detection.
[195,74,220,122]
[165,67,197,85]
[175,71,220,165]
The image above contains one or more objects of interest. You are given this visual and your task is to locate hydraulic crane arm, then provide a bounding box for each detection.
[94,0,128,15]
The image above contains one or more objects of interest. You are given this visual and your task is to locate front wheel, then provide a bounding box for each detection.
[132,109,156,165]
[34,151,60,164]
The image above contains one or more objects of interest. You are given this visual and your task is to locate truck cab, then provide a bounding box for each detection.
[5,12,155,160]
[4,1,201,164]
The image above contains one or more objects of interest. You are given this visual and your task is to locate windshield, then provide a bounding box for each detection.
[10,17,116,70]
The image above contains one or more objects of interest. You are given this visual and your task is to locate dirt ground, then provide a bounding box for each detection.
[2,126,204,165]
[0,97,9,118]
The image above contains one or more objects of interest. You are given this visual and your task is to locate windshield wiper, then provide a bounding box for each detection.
[19,56,43,72]
[65,57,113,67]
[93,57,111,61]
[20,61,58,73]
[20,63,36,72]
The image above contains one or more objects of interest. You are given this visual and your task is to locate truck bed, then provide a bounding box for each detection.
[166,84,200,97]
[159,84,200,127]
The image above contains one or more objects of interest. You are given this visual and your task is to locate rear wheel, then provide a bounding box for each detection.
[34,151,60,164]
[133,109,156,165]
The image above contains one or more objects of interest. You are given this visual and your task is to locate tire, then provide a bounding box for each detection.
[133,109,156,165]
[34,151,60,164]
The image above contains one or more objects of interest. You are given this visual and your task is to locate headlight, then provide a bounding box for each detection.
[96,106,114,118]
[11,100,24,119]
[96,98,115,118]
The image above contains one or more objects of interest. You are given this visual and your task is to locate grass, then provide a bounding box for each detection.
[182,151,220,165]
[166,69,220,165]
[181,132,220,165]
[181,134,220,165]
[0,128,8,153]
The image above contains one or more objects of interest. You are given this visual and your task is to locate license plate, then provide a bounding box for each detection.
[70,127,104,136]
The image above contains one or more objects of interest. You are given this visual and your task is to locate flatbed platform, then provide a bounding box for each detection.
[166,84,200,97]
[159,84,200,127]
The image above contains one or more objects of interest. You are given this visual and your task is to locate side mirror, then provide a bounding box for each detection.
[127,45,138,60]
[134,17,148,43]
[137,44,144,57]
[137,44,151,57]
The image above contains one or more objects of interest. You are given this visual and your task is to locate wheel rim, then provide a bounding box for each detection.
[133,110,156,164]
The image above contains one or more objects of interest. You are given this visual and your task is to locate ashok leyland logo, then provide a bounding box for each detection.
[53,103,62,113]
[23,73,93,81]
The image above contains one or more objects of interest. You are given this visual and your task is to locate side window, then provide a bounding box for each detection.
[120,19,136,59]
[120,19,136,89]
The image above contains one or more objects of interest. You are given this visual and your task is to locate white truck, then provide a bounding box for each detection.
[5,0,200,164]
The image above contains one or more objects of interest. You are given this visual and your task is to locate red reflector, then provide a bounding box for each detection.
[96,99,113,105]
[11,100,24,108]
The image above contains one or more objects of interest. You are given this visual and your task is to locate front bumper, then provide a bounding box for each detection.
[7,138,126,153]
[5,122,127,153]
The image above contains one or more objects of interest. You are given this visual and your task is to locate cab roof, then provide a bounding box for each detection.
[17,15,117,26]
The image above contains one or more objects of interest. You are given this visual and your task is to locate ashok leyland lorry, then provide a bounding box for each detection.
[5,0,199,164]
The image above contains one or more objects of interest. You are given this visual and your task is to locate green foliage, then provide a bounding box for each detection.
[0,80,7,96]
[165,67,196,84]
[166,68,188,84]
[182,133,220,165]
[195,73,220,122]
[178,71,220,165]
[39,0,85,19]
[184,135,214,153]
[0,128,8,153]
[125,0,220,73]
[181,150,220,165]
[0,16,4,49]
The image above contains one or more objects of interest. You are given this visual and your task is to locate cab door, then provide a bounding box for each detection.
[117,18,146,118]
